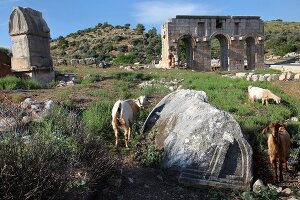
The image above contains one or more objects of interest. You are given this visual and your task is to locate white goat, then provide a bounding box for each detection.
[111,96,147,147]
[248,86,281,106]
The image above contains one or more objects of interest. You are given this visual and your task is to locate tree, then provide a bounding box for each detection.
[148,27,158,38]
[135,23,145,34]
[124,24,130,29]
[57,36,69,49]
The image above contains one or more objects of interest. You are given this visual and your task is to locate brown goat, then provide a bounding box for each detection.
[262,122,291,183]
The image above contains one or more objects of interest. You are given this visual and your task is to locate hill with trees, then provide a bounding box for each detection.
[50,20,300,65]
[264,20,300,56]
[50,23,161,65]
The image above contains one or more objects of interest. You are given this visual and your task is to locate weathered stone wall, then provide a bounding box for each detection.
[160,15,264,71]
[9,7,54,83]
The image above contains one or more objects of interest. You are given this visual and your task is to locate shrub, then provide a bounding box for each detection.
[0,76,41,90]
[135,23,145,34]
[82,100,113,140]
[0,47,10,54]
[110,71,152,81]
[0,106,116,199]
[256,185,279,200]
[0,134,72,199]
[114,53,136,64]
[80,75,103,85]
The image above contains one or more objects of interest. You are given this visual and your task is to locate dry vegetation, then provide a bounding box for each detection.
[0,66,300,199]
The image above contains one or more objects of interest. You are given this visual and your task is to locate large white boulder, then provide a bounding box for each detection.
[142,89,253,190]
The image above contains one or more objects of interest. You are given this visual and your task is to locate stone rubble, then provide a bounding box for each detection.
[223,72,300,82]
[1,98,56,131]
[138,78,184,92]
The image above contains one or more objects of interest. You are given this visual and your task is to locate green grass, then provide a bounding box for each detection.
[55,66,300,153]
[0,76,41,90]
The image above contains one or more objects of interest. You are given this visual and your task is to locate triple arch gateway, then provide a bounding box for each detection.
[160,15,264,71]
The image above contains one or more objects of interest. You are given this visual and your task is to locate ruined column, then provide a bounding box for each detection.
[9,6,54,84]
[256,38,264,68]
[228,38,244,70]
[193,40,211,71]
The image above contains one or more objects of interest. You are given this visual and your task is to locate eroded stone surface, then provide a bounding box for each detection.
[9,6,54,83]
[160,16,264,71]
[142,89,253,190]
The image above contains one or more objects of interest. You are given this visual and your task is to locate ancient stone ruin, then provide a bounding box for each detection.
[142,89,253,189]
[9,6,54,83]
[160,15,264,71]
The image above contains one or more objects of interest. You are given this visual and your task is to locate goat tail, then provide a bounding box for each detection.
[248,85,253,92]
[112,101,122,124]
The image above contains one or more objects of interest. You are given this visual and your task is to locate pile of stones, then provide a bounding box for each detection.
[0,99,55,132]
[223,72,300,82]
[56,74,76,87]
[53,58,110,68]
[138,78,184,92]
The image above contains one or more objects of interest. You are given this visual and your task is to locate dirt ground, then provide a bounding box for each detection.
[1,70,300,199]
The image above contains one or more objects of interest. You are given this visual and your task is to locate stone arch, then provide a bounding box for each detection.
[176,34,196,69]
[210,33,229,71]
[245,36,256,70]
[160,16,264,71]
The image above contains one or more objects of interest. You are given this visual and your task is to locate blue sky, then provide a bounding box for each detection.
[1,0,300,48]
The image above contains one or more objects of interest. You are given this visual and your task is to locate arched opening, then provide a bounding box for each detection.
[177,35,193,69]
[245,37,256,70]
[210,34,228,71]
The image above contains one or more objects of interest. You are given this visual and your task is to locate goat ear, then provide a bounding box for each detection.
[281,122,288,129]
[262,126,269,134]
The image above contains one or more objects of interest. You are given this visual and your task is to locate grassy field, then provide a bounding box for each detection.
[1,66,300,199]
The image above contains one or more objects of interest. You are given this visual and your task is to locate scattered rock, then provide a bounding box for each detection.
[258,75,266,81]
[84,57,96,65]
[282,188,293,195]
[287,196,299,200]
[70,59,79,65]
[44,100,54,110]
[236,72,247,78]
[252,75,258,82]
[57,58,67,65]
[78,59,86,65]
[279,73,287,81]
[294,73,300,80]
[253,179,264,193]
[286,72,293,80]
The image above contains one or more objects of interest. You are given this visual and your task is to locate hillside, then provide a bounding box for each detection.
[50,21,300,65]
[50,23,161,65]
[264,20,300,56]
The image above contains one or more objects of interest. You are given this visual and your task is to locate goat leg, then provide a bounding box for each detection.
[124,129,129,148]
[271,160,278,183]
[113,124,119,147]
[279,160,283,182]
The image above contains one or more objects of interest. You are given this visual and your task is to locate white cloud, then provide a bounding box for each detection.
[133,1,218,24]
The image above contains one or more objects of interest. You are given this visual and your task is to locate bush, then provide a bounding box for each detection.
[114,53,137,64]
[0,106,116,199]
[0,76,41,90]
[0,47,10,54]
[110,71,152,82]
[82,100,113,140]
[135,23,145,34]
[80,75,103,85]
